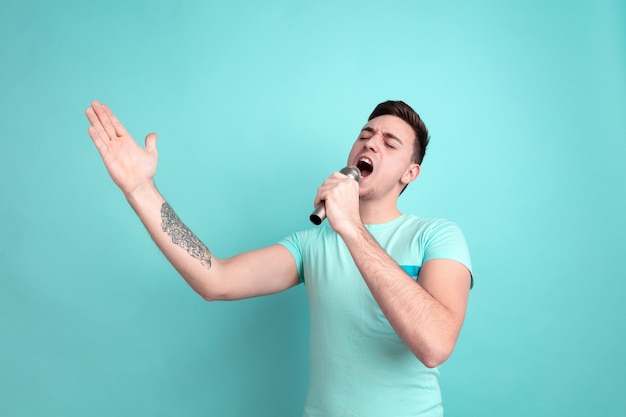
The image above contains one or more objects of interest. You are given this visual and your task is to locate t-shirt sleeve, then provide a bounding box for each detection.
[278,232,305,283]
[422,220,473,287]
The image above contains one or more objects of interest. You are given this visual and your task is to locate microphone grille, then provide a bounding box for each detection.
[340,166,361,183]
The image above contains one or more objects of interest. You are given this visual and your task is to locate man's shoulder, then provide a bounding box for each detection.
[393,214,461,233]
[280,223,337,247]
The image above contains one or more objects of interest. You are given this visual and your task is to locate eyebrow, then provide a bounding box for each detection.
[360,127,405,146]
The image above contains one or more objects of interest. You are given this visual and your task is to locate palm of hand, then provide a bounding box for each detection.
[86,101,158,195]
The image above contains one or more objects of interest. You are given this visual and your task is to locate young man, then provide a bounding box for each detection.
[86,100,472,416]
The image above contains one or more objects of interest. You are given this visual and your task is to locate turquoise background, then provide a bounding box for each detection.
[1,0,625,416]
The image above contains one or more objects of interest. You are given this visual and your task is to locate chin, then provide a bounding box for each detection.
[358,188,377,201]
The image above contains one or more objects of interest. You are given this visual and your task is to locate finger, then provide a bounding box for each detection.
[85,106,105,134]
[91,101,118,140]
[87,125,109,157]
[144,132,158,155]
[86,108,109,150]
[313,185,326,207]
[313,183,336,207]
[313,171,348,206]
[102,103,129,138]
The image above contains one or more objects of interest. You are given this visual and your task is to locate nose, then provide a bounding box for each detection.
[362,131,383,152]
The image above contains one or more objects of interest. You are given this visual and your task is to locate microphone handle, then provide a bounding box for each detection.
[309,166,361,225]
[309,204,327,226]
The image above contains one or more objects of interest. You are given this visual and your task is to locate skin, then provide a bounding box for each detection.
[86,101,471,368]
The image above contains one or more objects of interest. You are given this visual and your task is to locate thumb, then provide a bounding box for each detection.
[145,132,158,154]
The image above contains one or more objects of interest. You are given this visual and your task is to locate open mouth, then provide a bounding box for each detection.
[356,157,373,179]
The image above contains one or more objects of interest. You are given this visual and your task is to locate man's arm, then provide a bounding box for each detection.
[86,101,299,300]
[124,182,299,300]
[339,225,470,368]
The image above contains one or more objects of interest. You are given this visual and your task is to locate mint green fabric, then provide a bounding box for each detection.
[280,214,472,417]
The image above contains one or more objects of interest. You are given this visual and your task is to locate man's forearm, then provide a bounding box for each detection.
[124,182,219,297]
[339,224,462,367]
[160,202,212,269]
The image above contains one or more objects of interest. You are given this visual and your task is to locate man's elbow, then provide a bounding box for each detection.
[200,292,219,302]
[178,271,231,302]
[199,288,230,302]
[186,279,228,302]
[198,283,244,302]
[420,351,451,369]
[415,341,456,368]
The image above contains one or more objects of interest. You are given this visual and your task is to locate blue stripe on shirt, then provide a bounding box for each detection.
[400,265,420,278]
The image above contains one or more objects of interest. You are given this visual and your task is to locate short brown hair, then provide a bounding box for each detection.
[368,100,429,164]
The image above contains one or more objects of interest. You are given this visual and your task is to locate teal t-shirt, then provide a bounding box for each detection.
[279,214,472,417]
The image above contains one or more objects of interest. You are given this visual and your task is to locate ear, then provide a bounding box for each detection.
[400,163,420,185]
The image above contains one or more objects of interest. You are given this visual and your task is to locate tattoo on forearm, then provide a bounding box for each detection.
[161,202,212,269]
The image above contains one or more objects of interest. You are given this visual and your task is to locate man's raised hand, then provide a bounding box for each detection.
[86,101,158,196]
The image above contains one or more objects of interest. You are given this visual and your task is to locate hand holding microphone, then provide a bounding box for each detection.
[310,166,361,225]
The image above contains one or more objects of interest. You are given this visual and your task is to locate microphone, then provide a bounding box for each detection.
[310,166,361,225]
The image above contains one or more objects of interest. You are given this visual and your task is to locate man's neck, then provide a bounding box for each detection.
[359,198,402,225]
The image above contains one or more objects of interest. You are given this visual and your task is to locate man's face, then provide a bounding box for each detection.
[347,115,419,201]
